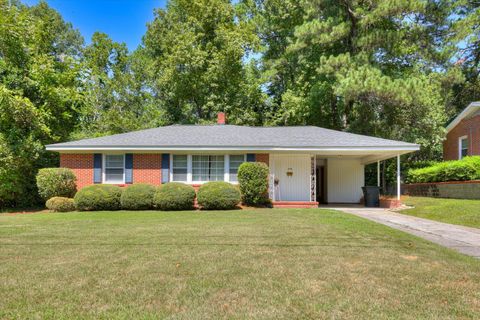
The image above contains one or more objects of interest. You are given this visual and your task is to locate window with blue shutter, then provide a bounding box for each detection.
[246,154,255,162]
[93,154,102,183]
[161,153,170,183]
[125,154,133,184]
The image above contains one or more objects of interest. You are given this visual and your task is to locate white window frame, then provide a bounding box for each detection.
[191,155,225,183]
[171,154,189,182]
[169,154,245,184]
[458,135,468,159]
[228,154,247,183]
[102,154,125,184]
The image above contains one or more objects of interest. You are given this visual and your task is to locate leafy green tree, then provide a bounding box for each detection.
[449,1,480,114]
[73,33,162,139]
[143,0,266,125]
[253,0,462,159]
[0,0,83,207]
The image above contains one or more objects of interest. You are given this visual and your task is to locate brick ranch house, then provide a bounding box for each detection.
[46,113,419,207]
[444,101,480,160]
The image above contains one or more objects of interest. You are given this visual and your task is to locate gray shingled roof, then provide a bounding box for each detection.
[46,125,419,150]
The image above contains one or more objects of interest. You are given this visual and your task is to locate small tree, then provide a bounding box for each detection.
[36,168,77,201]
[237,162,270,206]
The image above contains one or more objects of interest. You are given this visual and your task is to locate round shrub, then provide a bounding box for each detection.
[238,162,270,206]
[153,182,196,211]
[197,181,240,210]
[45,197,76,212]
[74,185,123,211]
[120,184,156,210]
[36,168,77,200]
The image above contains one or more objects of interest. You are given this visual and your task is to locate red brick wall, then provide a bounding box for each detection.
[59,153,269,189]
[444,115,480,160]
[60,154,93,190]
[256,153,269,166]
[133,154,162,185]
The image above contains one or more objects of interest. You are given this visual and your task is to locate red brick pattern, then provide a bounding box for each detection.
[256,153,269,166]
[272,201,318,208]
[59,153,269,190]
[133,154,162,185]
[60,154,93,190]
[379,198,402,209]
[444,114,480,160]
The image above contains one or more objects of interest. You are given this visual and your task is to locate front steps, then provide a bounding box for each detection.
[272,201,319,209]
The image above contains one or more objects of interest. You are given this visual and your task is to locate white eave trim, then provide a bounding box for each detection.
[46,145,420,152]
[446,101,480,133]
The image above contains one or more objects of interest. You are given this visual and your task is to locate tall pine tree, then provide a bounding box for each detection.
[254,0,462,159]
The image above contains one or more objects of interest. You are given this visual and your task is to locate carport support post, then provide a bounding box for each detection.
[396,155,401,200]
[377,161,380,187]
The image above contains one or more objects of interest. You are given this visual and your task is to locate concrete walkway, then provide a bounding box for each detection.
[331,206,480,258]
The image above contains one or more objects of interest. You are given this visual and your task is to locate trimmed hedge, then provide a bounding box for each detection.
[74,185,123,211]
[121,184,156,210]
[45,197,76,212]
[238,162,270,206]
[407,156,480,183]
[154,182,196,210]
[36,168,77,200]
[197,181,240,210]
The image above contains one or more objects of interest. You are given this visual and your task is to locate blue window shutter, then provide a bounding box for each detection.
[246,154,255,162]
[125,154,133,184]
[93,154,102,184]
[161,153,170,183]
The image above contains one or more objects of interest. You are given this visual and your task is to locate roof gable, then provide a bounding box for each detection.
[446,102,480,133]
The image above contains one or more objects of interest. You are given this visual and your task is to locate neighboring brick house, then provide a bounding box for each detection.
[444,102,480,160]
[46,113,419,206]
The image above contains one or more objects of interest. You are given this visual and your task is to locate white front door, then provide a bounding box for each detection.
[271,154,310,201]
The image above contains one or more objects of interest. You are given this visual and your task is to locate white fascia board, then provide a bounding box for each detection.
[360,150,416,165]
[46,145,420,152]
[445,102,480,133]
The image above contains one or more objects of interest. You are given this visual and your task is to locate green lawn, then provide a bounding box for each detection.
[1,209,479,319]
[402,196,480,229]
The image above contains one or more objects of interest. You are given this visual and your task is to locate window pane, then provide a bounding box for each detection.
[192,155,224,182]
[210,155,224,181]
[229,155,244,182]
[173,155,188,181]
[173,173,188,181]
[461,138,468,158]
[104,155,124,182]
[105,168,124,182]
[106,155,124,168]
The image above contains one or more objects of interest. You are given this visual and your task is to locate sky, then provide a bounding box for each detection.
[23,0,167,51]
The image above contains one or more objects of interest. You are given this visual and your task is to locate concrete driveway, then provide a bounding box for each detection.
[332,206,480,258]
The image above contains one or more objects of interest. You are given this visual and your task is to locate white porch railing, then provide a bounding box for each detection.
[268,174,282,201]
[310,155,316,202]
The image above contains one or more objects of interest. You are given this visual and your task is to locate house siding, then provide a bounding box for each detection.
[444,114,480,160]
[59,153,268,190]
[133,154,162,185]
[271,154,310,201]
[256,153,269,166]
[60,154,94,189]
[326,158,364,203]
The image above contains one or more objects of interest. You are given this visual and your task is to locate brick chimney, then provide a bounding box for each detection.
[217,112,226,125]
